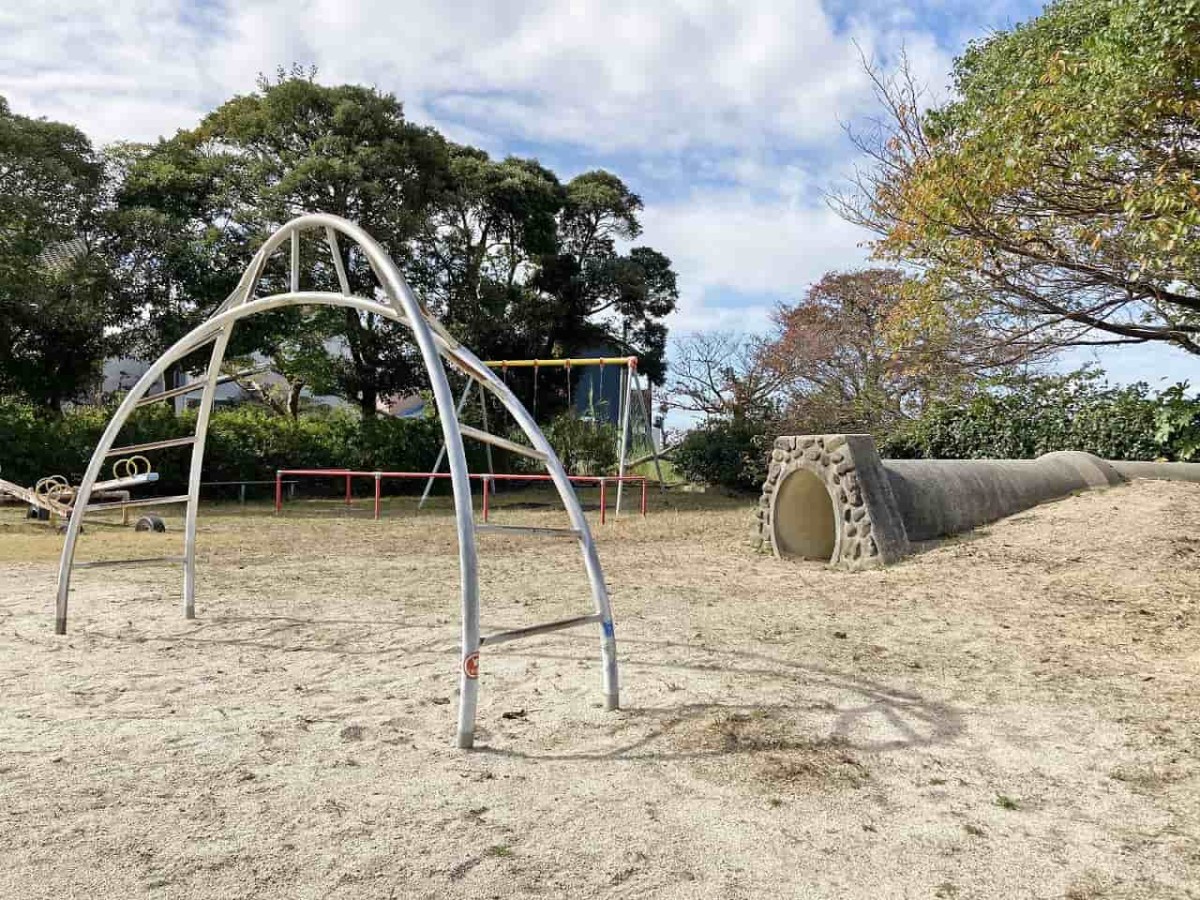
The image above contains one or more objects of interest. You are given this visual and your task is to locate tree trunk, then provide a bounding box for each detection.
[287,380,304,419]
[360,385,378,418]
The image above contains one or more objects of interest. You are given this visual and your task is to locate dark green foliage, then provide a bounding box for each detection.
[0,98,122,412]
[879,370,1200,461]
[674,418,773,492]
[1152,384,1200,461]
[0,399,473,494]
[670,369,1200,492]
[411,150,679,414]
[107,78,678,419]
[508,411,620,477]
[0,399,639,494]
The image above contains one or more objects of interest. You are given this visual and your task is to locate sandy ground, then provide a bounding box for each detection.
[1,481,1198,899]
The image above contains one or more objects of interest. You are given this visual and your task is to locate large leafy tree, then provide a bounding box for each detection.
[410,147,564,354]
[115,76,677,418]
[0,97,120,412]
[412,155,678,415]
[836,0,1200,356]
[543,171,677,385]
[105,138,255,386]
[113,73,451,417]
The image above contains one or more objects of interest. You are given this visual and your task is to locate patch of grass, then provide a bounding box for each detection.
[994,793,1021,811]
[1064,871,1109,899]
[679,709,869,789]
[485,844,514,859]
[1109,763,1183,793]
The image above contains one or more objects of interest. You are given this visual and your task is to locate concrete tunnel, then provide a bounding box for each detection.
[752,434,1200,569]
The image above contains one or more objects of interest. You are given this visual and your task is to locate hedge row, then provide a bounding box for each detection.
[673,373,1200,492]
[879,376,1200,461]
[0,400,487,496]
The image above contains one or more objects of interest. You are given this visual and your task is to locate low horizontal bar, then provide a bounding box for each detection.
[475,474,650,484]
[135,379,209,407]
[480,613,603,647]
[106,436,196,456]
[92,472,159,492]
[75,556,185,569]
[277,469,357,476]
[134,367,270,408]
[482,357,636,369]
[204,480,298,486]
[476,524,581,538]
[85,494,190,512]
[458,426,548,462]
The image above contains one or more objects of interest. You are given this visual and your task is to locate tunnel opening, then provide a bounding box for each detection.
[772,468,837,561]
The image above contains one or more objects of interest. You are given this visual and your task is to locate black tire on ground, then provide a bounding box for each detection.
[135,515,167,533]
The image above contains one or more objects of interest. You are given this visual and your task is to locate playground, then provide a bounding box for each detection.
[2,480,1198,899]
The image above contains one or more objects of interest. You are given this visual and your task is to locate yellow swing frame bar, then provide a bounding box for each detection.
[483,357,636,369]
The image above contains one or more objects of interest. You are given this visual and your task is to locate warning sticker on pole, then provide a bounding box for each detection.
[463,652,480,679]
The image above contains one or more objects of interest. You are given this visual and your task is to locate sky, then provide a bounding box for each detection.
[3,0,1199,393]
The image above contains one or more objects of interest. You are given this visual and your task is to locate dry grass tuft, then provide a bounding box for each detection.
[676,709,869,789]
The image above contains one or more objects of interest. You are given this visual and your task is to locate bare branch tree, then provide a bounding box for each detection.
[665,331,790,423]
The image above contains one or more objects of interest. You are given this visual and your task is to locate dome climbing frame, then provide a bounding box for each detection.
[53,213,620,749]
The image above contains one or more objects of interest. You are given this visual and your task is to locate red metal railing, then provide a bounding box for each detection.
[275,469,648,525]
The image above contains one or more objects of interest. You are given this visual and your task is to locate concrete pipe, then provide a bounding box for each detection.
[751,435,1198,569]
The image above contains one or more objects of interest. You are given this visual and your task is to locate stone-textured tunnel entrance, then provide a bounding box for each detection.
[770,467,835,561]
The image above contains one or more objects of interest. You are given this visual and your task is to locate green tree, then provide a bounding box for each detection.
[105,138,256,389]
[540,171,677,385]
[110,75,677,418]
[113,73,451,417]
[410,152,678,417]
[837,0,1200,357]
[0,96,118,412]
[410,147,564,355]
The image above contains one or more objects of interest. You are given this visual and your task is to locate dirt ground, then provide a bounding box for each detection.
[1,480,1198,899]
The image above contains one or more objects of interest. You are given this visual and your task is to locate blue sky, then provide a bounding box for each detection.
[3,0,1198,393]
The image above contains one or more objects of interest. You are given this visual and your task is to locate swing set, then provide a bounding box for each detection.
[418,355,664,517]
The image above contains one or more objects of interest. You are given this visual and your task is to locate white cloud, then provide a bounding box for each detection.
[0,0,954,151]
[642,188,873,333]
[0,0,1003,346]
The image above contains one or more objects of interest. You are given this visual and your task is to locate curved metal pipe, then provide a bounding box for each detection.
[55,213,618,748]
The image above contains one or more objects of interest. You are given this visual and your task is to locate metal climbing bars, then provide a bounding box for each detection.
[53,212,620,749]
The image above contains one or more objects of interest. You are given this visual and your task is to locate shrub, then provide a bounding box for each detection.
[668,369,1200,493]
[674,418,772,492]
[0,399,464,495]
[879,370,1198,461]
